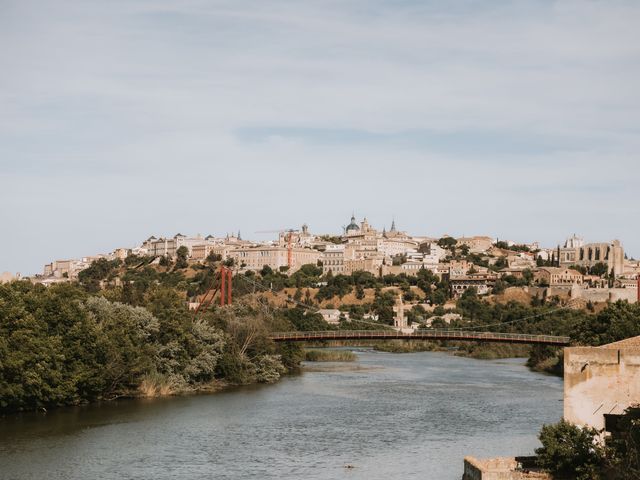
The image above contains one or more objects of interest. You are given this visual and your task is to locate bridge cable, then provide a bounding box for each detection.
[233,271,578,335]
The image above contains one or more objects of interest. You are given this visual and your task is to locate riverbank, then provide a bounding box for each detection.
[0,349,563,480]
[301,339,563,375]
[304,349,357,362]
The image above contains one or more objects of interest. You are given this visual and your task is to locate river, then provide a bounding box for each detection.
[0,350,562,480]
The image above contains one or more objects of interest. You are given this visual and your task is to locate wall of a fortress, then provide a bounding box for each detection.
[564,346,640,431]
[529,285,638,304]
[570,287,637,304]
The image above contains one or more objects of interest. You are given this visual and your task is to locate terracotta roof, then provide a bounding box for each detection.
[601,335,640,348]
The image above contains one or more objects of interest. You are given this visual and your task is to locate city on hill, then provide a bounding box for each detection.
[7,214,638,326]
[3,216,640,480]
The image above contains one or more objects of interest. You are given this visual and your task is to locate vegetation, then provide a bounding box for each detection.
[5,246,640,413]
[449,288,640,372]
[373,340,438,353]
[304,349,356,362]
[0,281,305,413]
[536,420,605,480]
[535,406,640,479]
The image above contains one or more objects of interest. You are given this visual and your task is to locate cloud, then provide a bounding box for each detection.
[1,0,639,273]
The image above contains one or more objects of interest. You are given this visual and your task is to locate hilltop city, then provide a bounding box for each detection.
[3,215,638,329]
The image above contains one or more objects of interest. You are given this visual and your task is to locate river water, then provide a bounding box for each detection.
[0,350,562,480]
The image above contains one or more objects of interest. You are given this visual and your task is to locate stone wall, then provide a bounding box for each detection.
[564,346,640,431]
[463,457,550,480]
[570,286,637,304]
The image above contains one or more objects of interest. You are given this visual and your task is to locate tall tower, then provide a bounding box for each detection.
[393,293,407,330]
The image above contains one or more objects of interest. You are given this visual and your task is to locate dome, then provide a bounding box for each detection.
[345,215,360,232]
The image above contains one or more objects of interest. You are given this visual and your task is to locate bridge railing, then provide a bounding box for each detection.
[268,330,570,345]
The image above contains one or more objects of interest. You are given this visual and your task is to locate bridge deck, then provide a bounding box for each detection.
[269,330,570,346]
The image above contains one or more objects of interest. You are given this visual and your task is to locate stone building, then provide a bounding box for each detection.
[321,244,346,275]
[43,258,93,279]
[564,336,640,435]
[533,267,584,287]
[229,245,320,274]
[0,272,20,284]
[456,236,494,253]
[559,235,625,276]
[463,457,549,480]
[317,309,343,325]
[146,233,207,257]
[450,273,497,298]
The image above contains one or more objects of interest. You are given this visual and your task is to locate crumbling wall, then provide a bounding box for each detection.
[564,346,640,430]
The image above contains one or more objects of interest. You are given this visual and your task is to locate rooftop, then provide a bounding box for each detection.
[601,335,640,349]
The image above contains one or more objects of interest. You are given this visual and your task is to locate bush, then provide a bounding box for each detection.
[536,420,604,479]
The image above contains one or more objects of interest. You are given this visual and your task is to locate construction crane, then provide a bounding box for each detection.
[254,228,298,270]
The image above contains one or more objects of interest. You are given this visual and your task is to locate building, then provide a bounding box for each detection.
[564,336,640,435]
[112,248,130,261]
[559,236,625,276]
[463,457,549,480]
[450,273,497,298]
[229,245,320,274]
[393,293,407,330]
[43,258,93,279]
[146,234,207,257]
[533,267,584,287]
[456,236,494,253]
[321,244,346,275]
[317,309,344,325]
[0,272,20,284]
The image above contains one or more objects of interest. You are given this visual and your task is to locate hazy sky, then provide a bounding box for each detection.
[2,0,639,275]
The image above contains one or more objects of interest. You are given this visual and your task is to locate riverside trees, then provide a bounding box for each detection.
[0,281,293,413]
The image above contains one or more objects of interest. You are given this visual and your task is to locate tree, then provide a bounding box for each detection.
[590,262,608,277]
[206,251,222,264]
[437,236,457,250]
[457,288,483,321]
[78,258,122,292]
[535,420,604,480]
[355,284,365,300]
[574,301,640,346]
[492,257,508,270]
[175,246,189,269]
[607,405,640,479]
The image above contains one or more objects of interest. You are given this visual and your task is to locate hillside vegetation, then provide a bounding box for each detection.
[3,255,640,412]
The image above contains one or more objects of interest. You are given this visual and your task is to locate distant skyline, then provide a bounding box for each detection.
[2,0,639,275]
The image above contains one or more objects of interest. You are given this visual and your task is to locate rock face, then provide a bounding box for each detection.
[463,457,550,480]
[564,338,640,432]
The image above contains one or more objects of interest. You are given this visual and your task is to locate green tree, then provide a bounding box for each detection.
[175,246,189,269]
[589,262,608,277]
[574,302,640,346]
[78,258,122,292]
[607,405,640,479]
[535,420,604,480]
[437,236,457,250]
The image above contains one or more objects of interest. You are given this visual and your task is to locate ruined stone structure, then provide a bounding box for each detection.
[564,336,640,433]
[463,457,550,480]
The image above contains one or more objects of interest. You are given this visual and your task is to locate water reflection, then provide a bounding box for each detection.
[0,350,562,480]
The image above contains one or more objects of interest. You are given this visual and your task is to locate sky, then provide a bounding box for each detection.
[1,0,639,275]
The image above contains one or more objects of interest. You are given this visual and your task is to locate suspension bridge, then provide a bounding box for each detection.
[268,330,570,346]
[192,265,572,347]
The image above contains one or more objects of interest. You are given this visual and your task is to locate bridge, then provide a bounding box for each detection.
[269,330,571,346]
